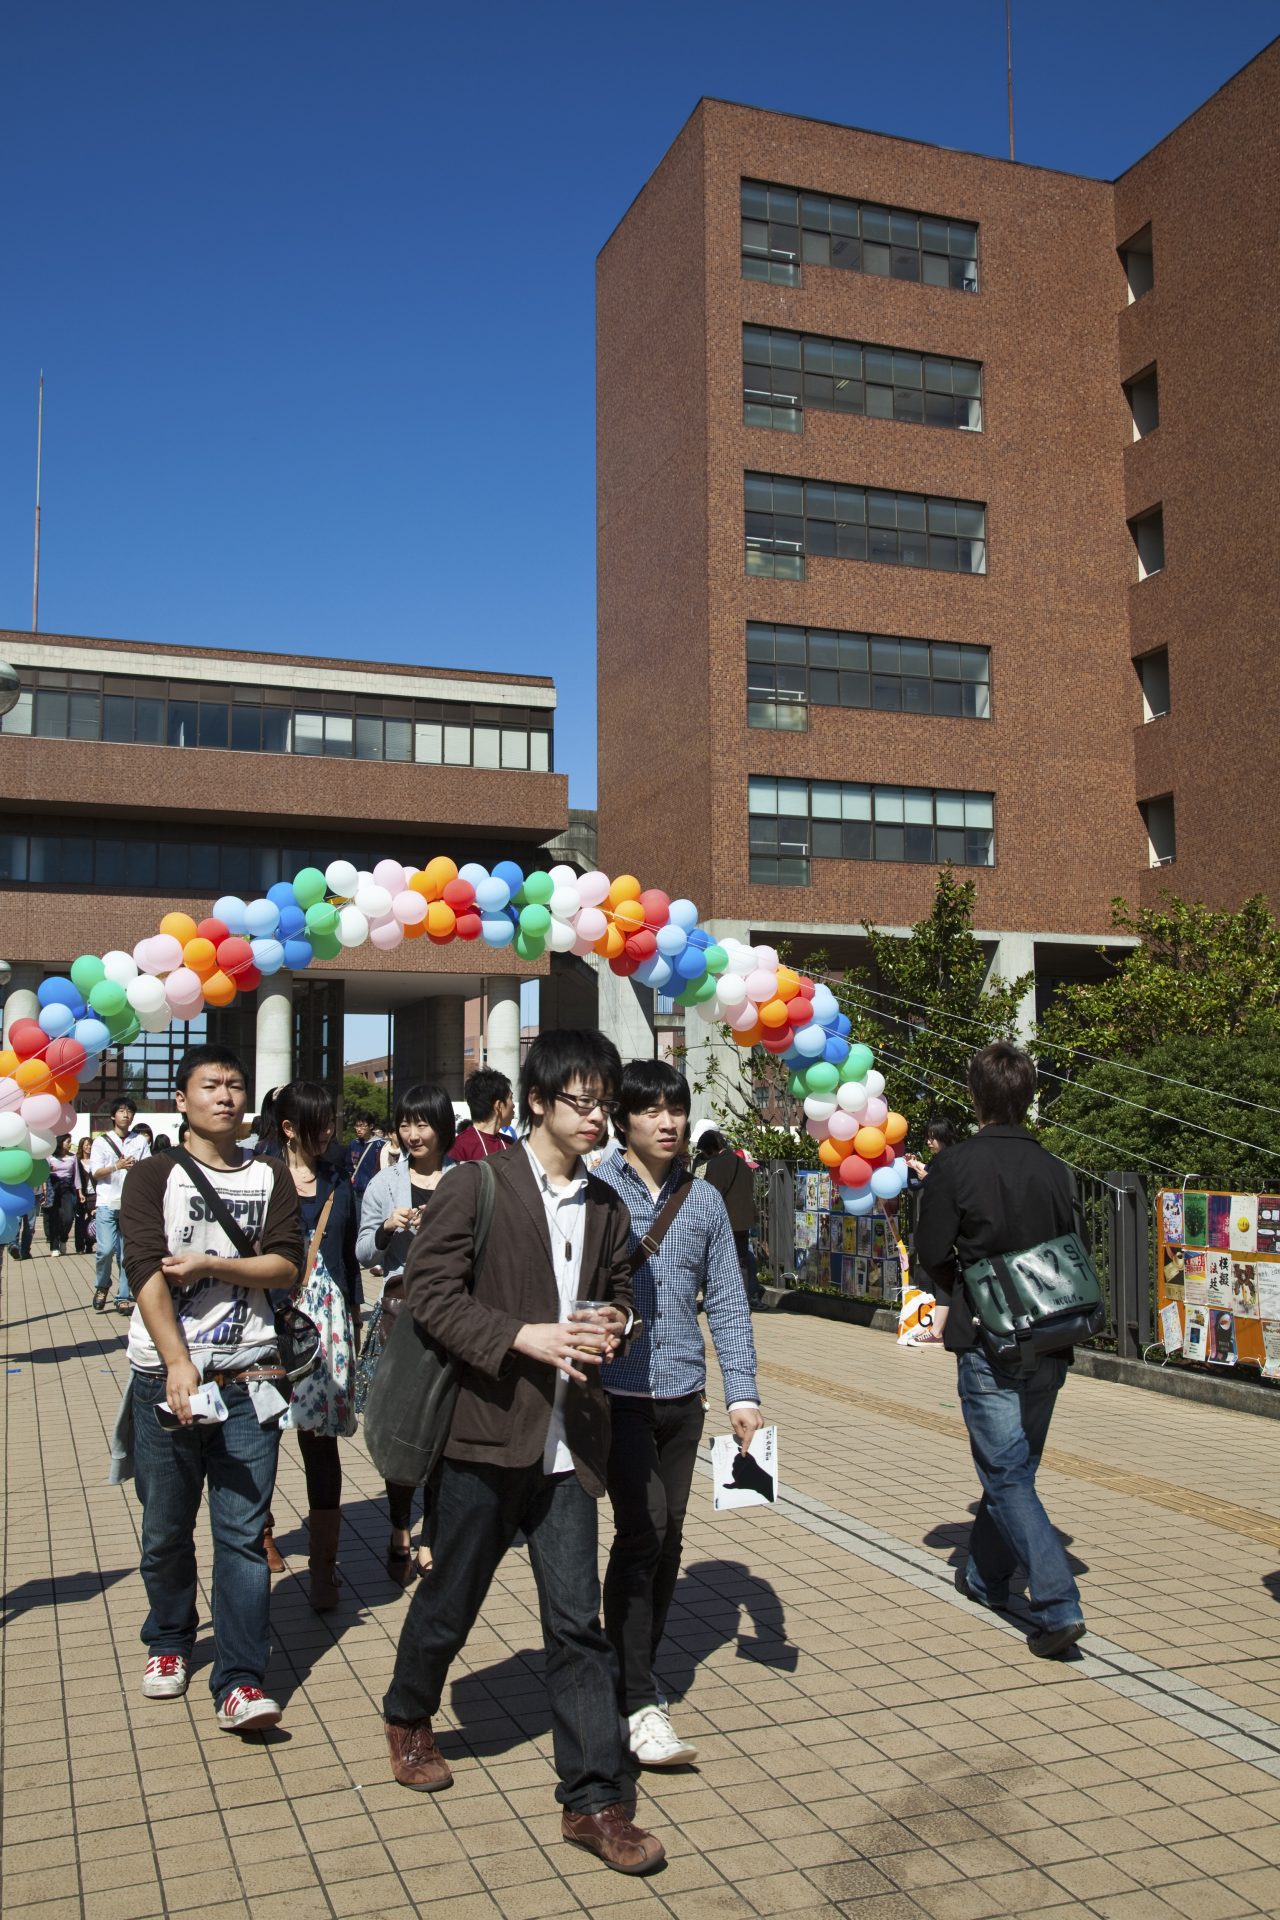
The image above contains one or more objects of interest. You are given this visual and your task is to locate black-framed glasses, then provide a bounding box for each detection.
[552,1092,620,1118]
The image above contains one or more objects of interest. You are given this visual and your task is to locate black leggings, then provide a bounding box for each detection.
[386,1480,434,1544]
[297,1431,342,1511]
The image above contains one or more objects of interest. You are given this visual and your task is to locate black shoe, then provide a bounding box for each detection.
[953,1568,1008,1610]
[1028,1620,1086,1659]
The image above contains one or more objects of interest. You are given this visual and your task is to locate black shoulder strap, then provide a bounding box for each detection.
[171,1146,258,1262]
[627,1170,695,1276]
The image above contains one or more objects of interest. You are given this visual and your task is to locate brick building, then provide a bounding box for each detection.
[596,43,1279,1074]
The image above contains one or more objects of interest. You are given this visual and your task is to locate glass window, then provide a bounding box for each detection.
[323,714,353,757]
[384,718,412,762]
[0,831,27,880]
[30,833,93,884]
[199,703,228,750]
[168,699,198,747]
[103,695,134,743]
[34,690,69,737]
[261,708,289,754]
[743,180,978,291]
[135,698,164,745]
[473,726,500,769]
[231,706,262,752]
[444,725,470,765]
[501,730,529,770]
[415,721,443,763]
[746,623,989,726]
[68,692,100,740]
[745,325,981,435]
[292,711,323,756]
[747,776,994,876]
[355,716,384,760]
[748,475,986,579]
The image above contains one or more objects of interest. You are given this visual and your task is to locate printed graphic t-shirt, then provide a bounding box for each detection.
[120,1152,304,1373]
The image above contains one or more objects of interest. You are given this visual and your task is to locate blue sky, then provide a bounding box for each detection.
[1,2,1273,813]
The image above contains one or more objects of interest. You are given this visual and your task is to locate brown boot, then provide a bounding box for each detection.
[263,1515,285,1575]
[307,1510,341,1612]
[385,1718,452,1792]
[561,1804,665,1874]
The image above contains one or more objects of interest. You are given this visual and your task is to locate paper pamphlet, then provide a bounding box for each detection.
[711,1425,779,1511]
[1159,1301,1183,1355]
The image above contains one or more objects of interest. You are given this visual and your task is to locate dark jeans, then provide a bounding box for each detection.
[132,1369,280,1705]
[956,1347,1082,1632]
[44,1185,76,1253]
[603,1392,705,1713]
[384,1458,628,1812]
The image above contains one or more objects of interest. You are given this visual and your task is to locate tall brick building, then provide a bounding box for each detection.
[596,42,1278,1060]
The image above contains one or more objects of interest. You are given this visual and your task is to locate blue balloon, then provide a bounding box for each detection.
[458,862,489,889]
[251,938,285,976]
[823,1036,850,1066]
[38,975,82,1012]
[794,1024,826,1058]
[686,928,711,950]
[782,1044,805,1066]
[655,924,687,957]
[244,898,281,939]
[834,1014,852,1038]
[474,878,511,913]
[0,1180,36,1217]
[283,937,314,970]
[673,945,707,980]
[267,881,298,911]
[38,1003,77,1039]
[842,1188,877,1216]
[668,898,699,930]
[0,1209,16,1245]
[278,903,306,939]
[213,895,248,935]
[481,916,516,948]
[810,985,839,1024]
[634,954,673,990]
[74,1016,112,1055]
[491,861,525,897]
[870,1167,900,1199]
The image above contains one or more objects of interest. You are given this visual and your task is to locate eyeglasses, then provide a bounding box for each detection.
[552,1092,620,1118]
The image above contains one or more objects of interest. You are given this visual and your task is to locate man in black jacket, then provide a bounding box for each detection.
[914,1042,1086,1659]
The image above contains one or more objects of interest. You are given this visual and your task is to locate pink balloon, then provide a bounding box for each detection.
[374,859,408,893]
[392,891,428,926]
[865,1096,889,1128]
[577,871,611,908]
[133,937,160,974]
[169,997,205,1024]
[744,968,778,1004]
[0,1077,24,1114]
[570,933,596,957]
[165,968,203,1008]
[827,1111,858,1141]
[806,1117,828,1139]
[370,921,404,951]
[20,1093,62,1132]
[575,906,607,943]
[59,1102,78,1131]
[149,934,184,973]
[727,1000,759,1031]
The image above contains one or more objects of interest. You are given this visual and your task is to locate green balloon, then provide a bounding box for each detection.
[702,944,729,976]
[518,903,551,937]
[105,1007,136,1038]
[88,979,128,1019]
[788,1072,808,1099]
[71,953,105,995]
[305,901,339,936]
[114,1014,141,1047]
[843,1043,875,1081]
[310,930,342,961]
[522,871,555,906]
[0,1148,34,1186]
[514,929,546,961]
[687,972,717,1003]
[804,1061,840,1094]
[292,866,328,908]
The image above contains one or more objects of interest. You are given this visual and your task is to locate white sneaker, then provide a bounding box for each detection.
[142,1654,191,1699]
[216,1685,282,1733]
[627,1704,697,1767]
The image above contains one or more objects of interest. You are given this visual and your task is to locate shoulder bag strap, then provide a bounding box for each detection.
[304,1191,337,1288]
[627,1170,695,1277]
[171,1144,286,1283]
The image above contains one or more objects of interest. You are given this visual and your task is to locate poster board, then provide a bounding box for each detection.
[794,1169,905,1304]
[1156,1189,1280,1378]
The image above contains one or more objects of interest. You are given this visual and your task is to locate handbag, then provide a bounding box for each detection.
[961,1229,1105,1374]
[169,1148,322,1384]
[363,1158,496,1487]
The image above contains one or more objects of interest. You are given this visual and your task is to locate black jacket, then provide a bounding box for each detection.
[312,1162,362,1311]
[701,1149,756,1232]
[913,1125,1077,1353]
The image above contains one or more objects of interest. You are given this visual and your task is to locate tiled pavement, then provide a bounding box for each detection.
[6,1250,1280,1920]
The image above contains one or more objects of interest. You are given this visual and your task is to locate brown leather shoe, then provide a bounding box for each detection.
[385,1717,453,1792]
[262,1523,286,1575]
[561,1803,665,1874]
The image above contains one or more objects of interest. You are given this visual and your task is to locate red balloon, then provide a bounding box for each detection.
[454,912,482,941]
[236,964,263,993]
[837,1154,873,1188]
[442,878,475,911]
[45,1035,88,1077]
[638,888,670,930]
[761,1026,794,1054]
[8,1018,49,1060]
[610,950,642,976]
[786,996,814,1028]
[798,975,816,996]
[625,928,657,960]
[198,918,230,947]
[216,937,255,977]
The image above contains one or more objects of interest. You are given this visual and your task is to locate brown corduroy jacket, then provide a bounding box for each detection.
[401,1144,636,1497]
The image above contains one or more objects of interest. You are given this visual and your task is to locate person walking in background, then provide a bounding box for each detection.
[357,1085,456,1584]
[597,1068,762,1768]
[74,1136,96,1253]
[449,1068,514,1162]
[43,1134,78,1256]
[914,1042,1087,1660]
[344,1112,383,1202]
[91,1098,150,1313]
[695,1126,763,1308]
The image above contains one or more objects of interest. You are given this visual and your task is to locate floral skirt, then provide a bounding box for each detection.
[282,1252,358,1438]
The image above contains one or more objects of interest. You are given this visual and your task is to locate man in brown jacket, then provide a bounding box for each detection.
[382,1030,666,1876]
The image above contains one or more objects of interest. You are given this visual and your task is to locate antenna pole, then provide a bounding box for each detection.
[1006,1,1015,162]
[31,372,44,632]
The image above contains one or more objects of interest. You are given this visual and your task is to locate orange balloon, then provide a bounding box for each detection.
[759,997,789,1029]
[611,899,645,933]
[161,911,199,946]
[883,1111,909,1146]
[818,1138,846,1169]
[775,968,800,1002]
[202,969,237,1008]
[423,856,458,899]
[607,874,641,908]
[52,1074,80,1103]
[730,1020,764,1049]
[594,925,627,960]
[407,868,432,897]
[402,916,426,939]
[854,1125,886,1160]
[426,900,457,940]
[0,1048,17,1079]
[15,1058,54,1094]
[183,936,217,979]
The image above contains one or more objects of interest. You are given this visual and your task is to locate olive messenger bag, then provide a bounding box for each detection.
[961,1210,1105,1375]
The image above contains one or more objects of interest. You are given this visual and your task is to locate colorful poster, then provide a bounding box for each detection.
[1207,1309,1237,1366]
[1206,1251,1234,1307]
[1182,1191,1208,1247]
[1258,1198,1280,1256]
[1162,1192,1184,1244]
[1207,1195,1232,1250]
[1184,1304,1210,1363]
[1183,1252,1208,1307]
[1159,1190,1280,1374]
[1231,1261,1261,1319]
[1161,1248,1186,1299]
[1230,1197,1258,1253]
[1160,1301,1184,1353]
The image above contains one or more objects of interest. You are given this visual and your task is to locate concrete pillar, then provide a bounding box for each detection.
[485,981,521,1089]
[396,994,467,1100]
[984,932,1038,1041]
[254,987,293,1111]
[3,989,40,1049]
[540,954,598,1033]
[589,955,656,1066]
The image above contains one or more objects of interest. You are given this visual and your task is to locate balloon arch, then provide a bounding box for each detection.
[0,854,907,1233]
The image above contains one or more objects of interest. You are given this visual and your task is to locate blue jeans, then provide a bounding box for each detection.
[956,1347,1082,1632]
[95,1207,130,1300]
[131,1369,280,1706]
[384,1459,630,1812]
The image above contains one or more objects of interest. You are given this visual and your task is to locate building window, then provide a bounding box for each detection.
[1128,505,1164,580]
[746,473,987,579]
[1124,365,1159,440]
[748,775,994,884]
[742,180,978,291]
[744,327,982,434]
[1120,223,1154,302]
[747,622,990,727]
[1137,649,1170,721]
[1142,794,1176,866]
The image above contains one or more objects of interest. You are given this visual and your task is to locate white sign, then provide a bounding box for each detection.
[711,1426,779,1511]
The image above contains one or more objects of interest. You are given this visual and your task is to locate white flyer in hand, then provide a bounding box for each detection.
[711,1425,779,1511]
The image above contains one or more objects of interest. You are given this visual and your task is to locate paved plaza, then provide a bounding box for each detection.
[5,1251,1280,1920]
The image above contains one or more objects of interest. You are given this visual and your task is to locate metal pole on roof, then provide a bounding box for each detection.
[31,372,44,632]
[1006,2,1016,162]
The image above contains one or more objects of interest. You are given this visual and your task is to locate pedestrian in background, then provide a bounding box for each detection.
[694,1126,763,1308]
[91,1098,150,1313]
[450,1068,514,1162]
[43,1134,78,1256]
[74,1137,96,1253]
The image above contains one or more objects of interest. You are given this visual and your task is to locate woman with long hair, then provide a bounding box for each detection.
[43,1134,78,1256]
[73,1136,96,1253]
[356,1083,455,1585]
[260,1081,361,1610]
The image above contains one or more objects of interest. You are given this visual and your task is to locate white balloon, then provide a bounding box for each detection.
[695,999,720,1024]
[337,906,370,948]
[0,1113,29,1150]
[865,1069,886,1097]
[102,949,139,985]
[547,864,578,887]
[716,974,748,1009]
[127,976,168,1015]
[754,945,780,971]
[354,883,392,920]
[139,1006,174,1033]
[27,1125,57,1156]
[325,859,359,898]
[836,1081,869,1114]
[549,884,581,921]
[546,917,578,952]
[802,1096,837,1120]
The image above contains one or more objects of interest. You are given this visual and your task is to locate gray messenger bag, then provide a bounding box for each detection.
[961,1230,1105,1374]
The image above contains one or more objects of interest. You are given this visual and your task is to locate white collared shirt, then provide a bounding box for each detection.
[522,1140,588,1475]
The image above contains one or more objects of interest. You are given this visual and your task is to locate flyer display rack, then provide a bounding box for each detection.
[1156,1188,1280,1376]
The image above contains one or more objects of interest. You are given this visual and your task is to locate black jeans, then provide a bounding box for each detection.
[603,1392,705,1714]
[383,1458,629,1812]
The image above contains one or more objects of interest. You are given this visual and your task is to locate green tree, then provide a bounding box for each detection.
[341,1072,388,1130]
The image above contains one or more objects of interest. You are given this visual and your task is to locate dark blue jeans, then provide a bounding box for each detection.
[384,1458,630,1812]
[131,1369,280,1706]
[956,1347,1082,1632]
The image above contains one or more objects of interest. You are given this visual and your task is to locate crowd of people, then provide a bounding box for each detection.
[27,1027,1083,1878]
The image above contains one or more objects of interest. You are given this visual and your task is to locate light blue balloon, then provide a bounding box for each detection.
[655,923,688,957]
[842,1188,877,1215]
[634,954,673,990]
[458,863,490,889]
[244,898,281,938]
[38,1003,77,1039]
[870,1167,900,1198]
[0,1180,35,1217]
[251,938,285,976]
[668,898,699,930]
[475,878,511,913]
[810,985,839,1024]
[283,936,313,970]
[74,1016,112,1056]
[794,1024,826,1058]
[481,916,516,948]
[0,1209,16,1245]
[213,895,248,934]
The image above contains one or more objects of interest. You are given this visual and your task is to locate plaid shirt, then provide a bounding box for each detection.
[595,1156,759,1407]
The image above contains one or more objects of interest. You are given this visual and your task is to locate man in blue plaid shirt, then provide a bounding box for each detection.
[595,1062,762,1768]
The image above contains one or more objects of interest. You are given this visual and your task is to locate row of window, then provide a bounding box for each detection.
[0,680,552,772]
[744,326,982,435]
[745,473,986,579]
[746,622,990,729]
[747,777,995,884]
[742,180,979,291]
[0,828,436,895]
